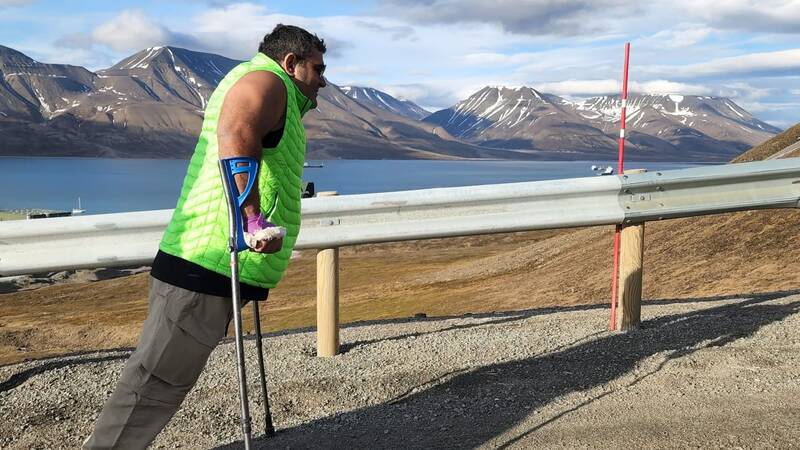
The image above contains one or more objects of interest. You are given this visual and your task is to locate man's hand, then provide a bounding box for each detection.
[249,236,284,254]
[244,213,286,254]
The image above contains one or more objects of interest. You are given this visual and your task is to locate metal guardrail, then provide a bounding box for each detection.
[620,159,800,222]
[0,209,172,276]
[1,158,799,276]
[299,175,623,247]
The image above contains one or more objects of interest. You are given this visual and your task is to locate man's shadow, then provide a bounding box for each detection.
[213,291,799,449]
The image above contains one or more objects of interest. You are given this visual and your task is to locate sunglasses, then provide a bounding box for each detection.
[312,63,326,77]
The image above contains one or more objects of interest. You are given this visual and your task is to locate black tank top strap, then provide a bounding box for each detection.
[261,127,284,149]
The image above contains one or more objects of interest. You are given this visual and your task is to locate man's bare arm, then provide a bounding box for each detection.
[217,71,287,217]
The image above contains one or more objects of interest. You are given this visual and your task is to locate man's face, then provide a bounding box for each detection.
[289,49,326,108]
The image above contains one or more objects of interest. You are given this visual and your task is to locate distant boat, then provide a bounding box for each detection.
[303,161,324,168]
[590,165,615,176]
[71,197,85,215]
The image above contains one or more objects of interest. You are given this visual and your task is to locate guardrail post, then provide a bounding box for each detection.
[316,191,340,357]
[617,169,646,331]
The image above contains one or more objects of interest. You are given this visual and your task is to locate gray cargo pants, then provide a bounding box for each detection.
[83,277,242,449]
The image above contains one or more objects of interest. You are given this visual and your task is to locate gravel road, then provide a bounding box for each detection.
[2,291,799,449]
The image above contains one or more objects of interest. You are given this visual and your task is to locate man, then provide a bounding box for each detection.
[84,24,326,449]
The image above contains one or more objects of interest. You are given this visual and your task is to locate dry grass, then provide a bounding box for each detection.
[2,208,799,366]
[733,122,800,163]
[3,124,800,366]
[0,211,25,221]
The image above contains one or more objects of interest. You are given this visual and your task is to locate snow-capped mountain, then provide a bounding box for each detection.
[99,46,240,110]
[306,81,524,159]
[0,44,783,161]
[341,86,430,120]
[425,86,781,160]
[0,45,510,159]
[577,94,779,136]
[0,44,94,121]
[423,86,617,154]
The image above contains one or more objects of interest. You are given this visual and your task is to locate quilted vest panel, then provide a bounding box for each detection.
[159,53,311,289]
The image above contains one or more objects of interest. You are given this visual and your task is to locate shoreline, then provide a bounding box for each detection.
[0,208,72,221]
[0,155,720,164]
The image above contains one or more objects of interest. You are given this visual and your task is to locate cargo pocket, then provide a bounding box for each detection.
[141,315,214,387]
[136,281,220,396]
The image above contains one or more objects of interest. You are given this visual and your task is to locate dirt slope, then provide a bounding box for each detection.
[733,122,800,162]
[1,292,798,449]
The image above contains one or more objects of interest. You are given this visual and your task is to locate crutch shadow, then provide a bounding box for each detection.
[212,291,799,450]
[0,350,132,394]
[337,289,800,354]
[339,314,531,354]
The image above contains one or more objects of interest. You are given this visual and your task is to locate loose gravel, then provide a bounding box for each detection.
[1,292,799,449]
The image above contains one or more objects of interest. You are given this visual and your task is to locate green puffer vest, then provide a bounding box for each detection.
[159,53,313,289]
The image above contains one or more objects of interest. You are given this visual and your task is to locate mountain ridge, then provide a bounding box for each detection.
[423,86,779,161]
[341,86,430,120]
[0,44,780,161]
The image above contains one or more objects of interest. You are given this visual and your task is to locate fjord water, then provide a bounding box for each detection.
[0,158,704,215]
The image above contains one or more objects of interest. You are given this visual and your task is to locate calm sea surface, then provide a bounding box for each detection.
[0,158,708,215]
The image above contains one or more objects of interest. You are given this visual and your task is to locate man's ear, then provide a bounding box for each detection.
[282,53,299,76]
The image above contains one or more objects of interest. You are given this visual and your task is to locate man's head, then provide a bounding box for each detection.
[258,24,327,107]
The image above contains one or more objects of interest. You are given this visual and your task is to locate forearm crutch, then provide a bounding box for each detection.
[219,156,275,448]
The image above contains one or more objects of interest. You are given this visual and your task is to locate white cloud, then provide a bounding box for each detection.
[536,79,619,96]
[716,81,773,100]
[457,52,540,67]
[12,1,794,122]
[376,84,436,103]
[765,120,791,128]
[17,44,118,70]
[91,10,171,52]
[354,78,521,111]
[633,80,713,95]
[640,48,800,78]
[54,32,94,50]
[187,3,321,59]
[531,79,713,96]
[737,101,800,114]
[330,65,380,77]
[377,0,643,36]
[676,0,800,34]
[641,25,713,48]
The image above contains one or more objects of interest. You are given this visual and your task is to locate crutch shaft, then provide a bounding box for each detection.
[230,241,253,450]
[219,158,258,450]
[253,301,276,436]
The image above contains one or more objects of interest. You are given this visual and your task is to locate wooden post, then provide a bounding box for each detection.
[617,169,646,331]
[316,191,340,357]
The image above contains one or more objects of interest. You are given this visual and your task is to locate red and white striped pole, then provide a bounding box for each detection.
[609,42,630,331]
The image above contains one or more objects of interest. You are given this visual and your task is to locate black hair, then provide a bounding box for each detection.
[258,24,326,62]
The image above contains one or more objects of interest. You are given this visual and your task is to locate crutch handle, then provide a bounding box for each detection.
[218,157,259,252]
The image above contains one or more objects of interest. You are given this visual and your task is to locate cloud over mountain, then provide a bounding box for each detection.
[91,10,203,53]
[676,0,800,34]
[377,0,640,36]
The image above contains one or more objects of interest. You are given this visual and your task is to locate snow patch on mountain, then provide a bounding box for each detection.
[341,86,430,120]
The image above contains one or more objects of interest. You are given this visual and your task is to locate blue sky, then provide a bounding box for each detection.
[1,0,798,128]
